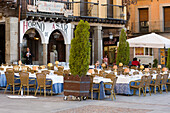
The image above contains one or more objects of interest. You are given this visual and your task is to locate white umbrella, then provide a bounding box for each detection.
[127,33,170,48]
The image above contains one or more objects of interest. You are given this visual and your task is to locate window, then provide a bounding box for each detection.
[135,47,153,56]
[145,48,148,55]
[135,47,144,55]
[164,7,170,32]
[139,8,149,33]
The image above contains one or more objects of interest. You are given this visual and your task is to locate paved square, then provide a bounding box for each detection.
[0,90,170,113]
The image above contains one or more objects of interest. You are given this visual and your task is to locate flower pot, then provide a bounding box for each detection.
[64,74,90,97]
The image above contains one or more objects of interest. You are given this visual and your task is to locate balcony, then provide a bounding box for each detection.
[164,21,170,32]
[130,21,170,34]
[22,0,126,24]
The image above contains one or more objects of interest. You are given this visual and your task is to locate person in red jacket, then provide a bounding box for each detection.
[132,57,140,66]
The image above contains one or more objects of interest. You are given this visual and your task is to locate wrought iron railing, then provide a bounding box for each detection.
[25,0,125,20]
[101,4,125,19]
[130,21,170,33]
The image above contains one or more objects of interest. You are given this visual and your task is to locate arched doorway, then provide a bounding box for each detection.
[21,28,43,65]
[48,30,66,63]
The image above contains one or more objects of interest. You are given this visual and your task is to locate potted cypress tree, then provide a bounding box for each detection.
[116,29,130,66]
[64,20,91,100]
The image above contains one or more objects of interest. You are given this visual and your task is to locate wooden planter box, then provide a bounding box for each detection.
[64,74,90,97]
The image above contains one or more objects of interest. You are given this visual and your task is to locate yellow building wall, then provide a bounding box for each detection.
[129,0,170,33]
[72,0,125,19]
[99,0,107,18]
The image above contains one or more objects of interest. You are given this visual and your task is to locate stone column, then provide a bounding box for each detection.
[66,44,71,63]
[43,43,47,65]
[71,24,75,40]
[94,26,103,64]
[5,17,18,64]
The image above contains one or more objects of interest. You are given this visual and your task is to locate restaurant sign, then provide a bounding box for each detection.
[36,1,64,13]
[27,1,73,16]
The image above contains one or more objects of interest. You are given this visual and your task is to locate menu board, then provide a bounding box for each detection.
[160,49,165,65]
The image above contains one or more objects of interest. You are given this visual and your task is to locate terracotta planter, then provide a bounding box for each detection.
[64,74,90,97]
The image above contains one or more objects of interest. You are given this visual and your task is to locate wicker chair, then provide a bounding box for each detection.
[35,73,53,96]
[144,75,153,96]
[54,66,64,76]
[133,71,139,75]
[13,66,20,73]
[0,67,4,71]
[42,70,50,75]
[98,70,105,77]
[94,69,98,74]
[160,74,169,93]
[18,72,36,95]
[104,74,117,100]
[3,64,8,66]
[63,70,69,75]
[89,74,101,100]
[150,74,162,94]
[6,68,14,72]
[4,71,20,94]
[21,66,28,72]
[130,76,146,96]
[54,70,64,76]
[131,66,137,70]
[58,66,64,72]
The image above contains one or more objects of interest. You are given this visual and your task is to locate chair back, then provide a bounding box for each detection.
[13,66,20,73]
[117,71,120,75]
[5,71,14,84]
[3,64,8,66]
[139,76,147,87]
[6,68,14,72]
[99,70,104,77]
[156,70,161,74]
[162,74,169,85]
[0,68,4,71]
[149,70,154,74]
[133,71,139,75]
[94,69,98,74]
[21,66,28,72]
[19,72,29,86]
[27,67,31,72]
[155,74,162,85]
[145,75,153,87]
[58,66,64,72]
[64,70,69,75]
[131,66,137,70]
[42,70,50,75]
[109,71,114,75]
[105,74,116,79]
[36,73,46,87]
[106,75,118,89]
[89,75,95,89]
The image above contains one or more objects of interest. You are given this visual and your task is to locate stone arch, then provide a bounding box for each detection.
[47,29,68,44]
[20,27,45,44]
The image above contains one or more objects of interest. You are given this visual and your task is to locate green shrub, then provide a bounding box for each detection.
[69,20,91,77]
[153,59,158,68]
[116,29,129,65]
[166,48,170,70]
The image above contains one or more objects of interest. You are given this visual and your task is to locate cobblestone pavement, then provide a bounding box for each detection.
[0,89,170,113]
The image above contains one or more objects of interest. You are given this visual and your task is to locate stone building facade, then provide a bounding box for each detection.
[0,0,126,65]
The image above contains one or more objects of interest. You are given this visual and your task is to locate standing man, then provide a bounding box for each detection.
[25,47,32,65]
